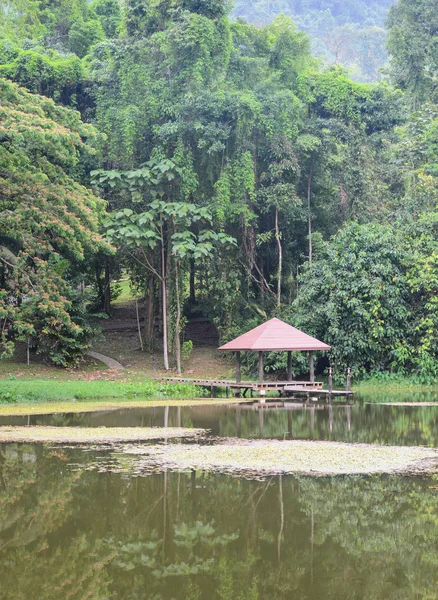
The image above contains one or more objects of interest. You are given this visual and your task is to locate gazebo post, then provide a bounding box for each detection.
[309,351,314,383]
[287,351,292,381]
[258,351,264,383]
[235,351,241,383]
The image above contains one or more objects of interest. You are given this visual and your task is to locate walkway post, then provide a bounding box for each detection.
[258,351,264,383]
[346,367,351,392]
[328,366,333,395]
[236,352,241,383]
[287,351,292,381]
[309,351,314,383]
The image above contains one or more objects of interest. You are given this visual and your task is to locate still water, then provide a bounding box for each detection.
[0,400,437,599]
[1,401,437,446]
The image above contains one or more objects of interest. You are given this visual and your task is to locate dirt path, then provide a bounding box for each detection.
[87,351,125,370]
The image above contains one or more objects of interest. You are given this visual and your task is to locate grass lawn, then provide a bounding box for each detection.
[0,375,202,404]
[112,279,136,304]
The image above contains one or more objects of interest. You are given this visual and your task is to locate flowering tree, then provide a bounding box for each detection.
[0,78,112,365]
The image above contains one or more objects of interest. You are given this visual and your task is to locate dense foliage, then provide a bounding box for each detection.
[2,0,438,379]
[0,78,111,365]
[231,0,394,82]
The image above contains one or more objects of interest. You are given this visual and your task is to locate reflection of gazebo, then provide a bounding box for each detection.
[219,318,330,384]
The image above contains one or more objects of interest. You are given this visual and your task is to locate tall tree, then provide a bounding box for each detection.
[387,0,438,105]
[0,78,112,365]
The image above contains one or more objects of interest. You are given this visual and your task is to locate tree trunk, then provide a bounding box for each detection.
[103,258,111,315]
[95,262,104,309]
[275,206,282,308]
[189,258,196,306]
[135,298,144,352]
[160,226,169,371]
[307,158,313,264]
[145,276,154,350]
[175,262,182,375]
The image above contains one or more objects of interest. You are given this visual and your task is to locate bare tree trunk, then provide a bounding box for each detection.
[189,258,196,306]
[145,276,154,350]
[296,264,299,298]
[160,226,169,371]
[307,158,313,264]
[275,206,282,308]
[95,262,104,308]
[175,261,182,375]
[103,258,111,315]
[135,299,144,352]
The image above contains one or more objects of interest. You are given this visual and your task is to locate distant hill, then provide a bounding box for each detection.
[231,0,395,82]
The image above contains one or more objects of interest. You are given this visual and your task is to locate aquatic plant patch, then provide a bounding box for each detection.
[108,439,438,478]
[0,398,250,417]
[0,426,207,444]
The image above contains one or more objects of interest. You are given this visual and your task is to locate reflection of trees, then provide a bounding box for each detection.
[212,404,438,446]
[297,475,438,599]
[86,467,438,599]
[1,444,437,599]
[0,445,112,600]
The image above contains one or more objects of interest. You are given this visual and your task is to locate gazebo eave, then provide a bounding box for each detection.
[220,346,331,352]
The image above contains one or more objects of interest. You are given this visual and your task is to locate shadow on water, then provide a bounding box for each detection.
[0,443,437,600]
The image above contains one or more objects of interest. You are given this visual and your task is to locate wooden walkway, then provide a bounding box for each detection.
[162,377,353,399]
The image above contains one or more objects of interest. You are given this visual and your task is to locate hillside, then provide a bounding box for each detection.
[231,0,395,81]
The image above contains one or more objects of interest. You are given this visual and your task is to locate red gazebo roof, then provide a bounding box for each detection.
[218,318,330,352]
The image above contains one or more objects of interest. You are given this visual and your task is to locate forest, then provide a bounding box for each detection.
[231,0,393,81]
[1,0,438,381]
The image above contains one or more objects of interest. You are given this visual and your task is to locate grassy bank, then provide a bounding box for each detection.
[353,376,438,404]
[354,379,438,393]
[0,377,200,404]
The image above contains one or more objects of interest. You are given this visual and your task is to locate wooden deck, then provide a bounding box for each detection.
[161,377,352,399]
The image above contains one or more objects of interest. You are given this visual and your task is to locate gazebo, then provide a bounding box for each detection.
[218,318,330,384]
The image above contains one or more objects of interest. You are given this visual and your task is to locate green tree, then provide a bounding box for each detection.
[0,78,112,365]
[90,0,122,38]
[95,157,235,372]
[387,0,438,105]
[292,222,410,376]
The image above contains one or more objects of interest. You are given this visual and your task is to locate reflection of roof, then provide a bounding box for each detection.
[218,318,331,352]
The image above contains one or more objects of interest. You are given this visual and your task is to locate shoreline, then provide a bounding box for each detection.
[0,397,250,416]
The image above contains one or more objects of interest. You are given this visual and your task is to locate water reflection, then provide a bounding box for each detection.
[1,402,437,446]
[0,444,437,600]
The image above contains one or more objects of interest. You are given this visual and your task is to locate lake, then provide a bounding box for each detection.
[0,397,437,599]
